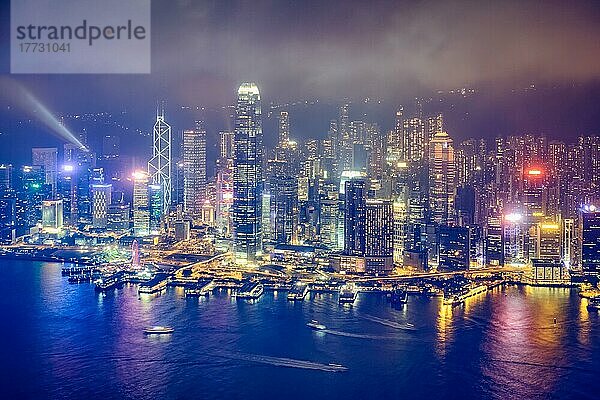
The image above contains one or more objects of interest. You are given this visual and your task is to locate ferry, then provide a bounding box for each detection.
[94,275,119,292]
[587,297,600,311]
[307,320,327,330]
[443,284,488,306]
[138,273,169,295]
[185,280,213,297]
[236,281,264,300]
[287,283,309,301]
[339,283,358,304]
[143,326,175,335]
[390,286,408,304]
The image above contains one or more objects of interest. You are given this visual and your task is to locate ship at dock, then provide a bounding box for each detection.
[185,279,214,297]
[443,284,488,306]
[287,283,309,301]
[138,273,169,295]
[236,281,264,300]
[339,282,358,304]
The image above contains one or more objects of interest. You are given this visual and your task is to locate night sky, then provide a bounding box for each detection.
[0,0,599,163]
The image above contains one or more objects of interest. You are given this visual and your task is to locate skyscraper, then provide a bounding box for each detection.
[232,83,264,262]
[429,131,456,225]
[365,199,394,273]
[270,175,298,245]
[91,184,112,229]
[344,178,366,256]
[182,122,207,220]
[32,147,58,195]
[278,111,290,145]
[581,205,600,275]
[132,171,150,236]
[148,106,172,215]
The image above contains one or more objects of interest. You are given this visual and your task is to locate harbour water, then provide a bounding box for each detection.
[1,260,599,399]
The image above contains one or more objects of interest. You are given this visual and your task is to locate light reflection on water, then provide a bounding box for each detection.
[1,260,599,400]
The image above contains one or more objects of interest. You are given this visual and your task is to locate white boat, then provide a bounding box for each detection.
[307,320,327,330]
[143,326,175,334]
[588,297,600,311]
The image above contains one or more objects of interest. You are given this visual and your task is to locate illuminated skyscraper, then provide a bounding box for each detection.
[428,131,456,225]
[232,83,263,262]
[148,106,172,215]
[183,122,207,220]
[278,111,290,145]
[132,171,150,236]
[581,206,600,275]
[148,184,163,234]
[41,200,63,232]
[365,199,394,274]
[270,175,298,245]
[32,147,58,195]
[344,178,366,256]
[91,184,112,229]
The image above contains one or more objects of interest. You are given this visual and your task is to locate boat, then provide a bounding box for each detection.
[94,275,120,291]
[443,294,464,306]
[138,273,169,295]
[443,284,488,306]
[339,283,358,304]
[236,281,264,299]
[287,283,309,301]
[143,326,175,335]
[390,286,408,304]
[587,297,600,311]
[307,320,327,330]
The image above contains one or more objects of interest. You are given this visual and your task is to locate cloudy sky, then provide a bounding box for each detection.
[1,0,599,110]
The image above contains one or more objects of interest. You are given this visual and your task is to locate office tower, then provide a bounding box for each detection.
[132,171,150,236]
[270,175,298,245]
[404,118,425,162]
[0,195,16,244]
[32,147,58,195]
[365,199,394,273]
[91,184,112,229]
[278,111,290,145]
[535,221,561,261]
[338,103,353,173]
[148,106,172,215]
[366,123,385,180]
[319,199,338,249]
[148,184,163,234]
[580,205,600,275]
[426,113,444,143]
[428,131,456,225]
[438,226,470,271]
[563,218,574,267]
[344,178,366,256]
[455,185,475,226]
[183,123,207,220]
[107,204,130,233]
[0,164,12,190]
[485,212,504,266]
[16,165,48,231]
[389,107,405,159]
[102,135,120,160]
[41,200,63,232]
[232,83,264,262]
[503,212,527,264]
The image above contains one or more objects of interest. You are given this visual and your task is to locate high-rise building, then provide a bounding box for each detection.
[182,123,207,220]
[278,111,290,145]
[581,206,600,275]
[132,171,150,236]
[107,204,130,233]
[41,200,63,232]
[429,131,456,225]
[91,184,112,229]
[32,147,58,195]
[365,199,394,273]
[148,106,172,215]
[344,178,366,256]
[232,83,264,262]
[438,226,470,271]
[148,184,163,234]
[270,175,298,245]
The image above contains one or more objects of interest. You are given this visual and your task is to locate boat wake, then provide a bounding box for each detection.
[322,329,394,340]
[360,314,417,331]
[221,352,348,372]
